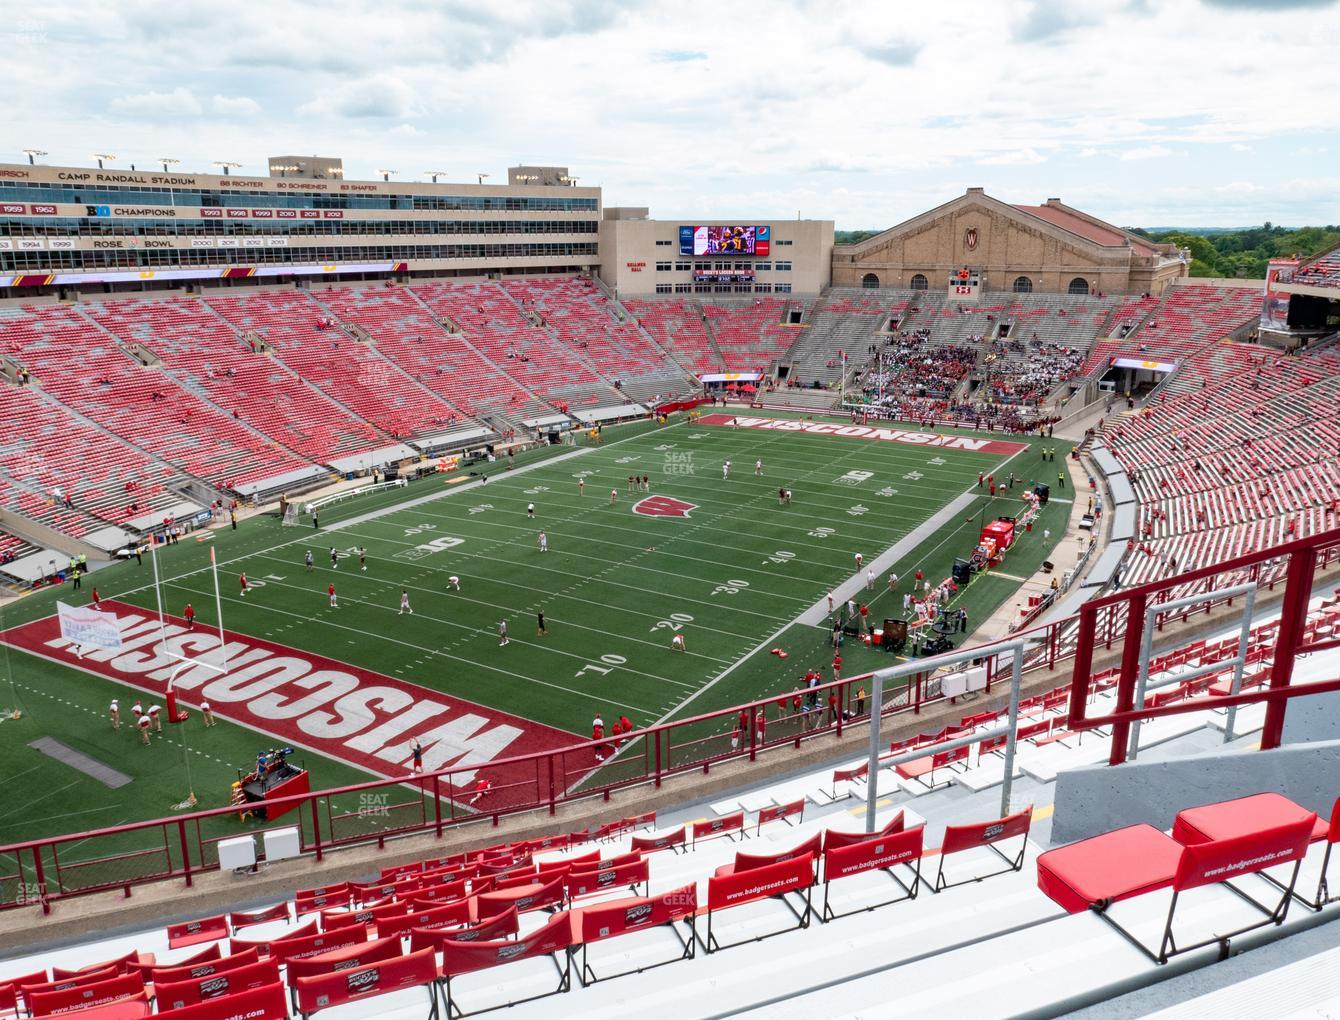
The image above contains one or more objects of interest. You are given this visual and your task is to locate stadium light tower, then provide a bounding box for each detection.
[476,172,490,185]
[159,157,180,173]
[93,153,117,169]
[22,148,46,165]
[271,162,300,178]
[213,160,242,176]
[425,170,448,183]
[378,168,397,181]
[559,174,580,187]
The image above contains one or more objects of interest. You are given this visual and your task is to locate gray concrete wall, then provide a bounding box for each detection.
[1282,688,1340,744]
[1051,738,1340,844]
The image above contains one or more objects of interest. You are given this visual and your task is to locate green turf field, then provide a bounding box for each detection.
[0,411,1074,862]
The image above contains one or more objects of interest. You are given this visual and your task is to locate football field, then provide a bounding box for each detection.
[0,410,1071,858]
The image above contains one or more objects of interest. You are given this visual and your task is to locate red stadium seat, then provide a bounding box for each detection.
[1037,811,1316,963]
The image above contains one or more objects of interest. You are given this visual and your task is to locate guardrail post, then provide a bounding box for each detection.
[1108,591,1147,765]
[653,729,662,787]
[432,774,443,838]
[748,706,758,762]
[1261,547,1317,749]
[31,848,49,915]
[178,821,192,888]
[310,797,323,862]
[547,755,557,814]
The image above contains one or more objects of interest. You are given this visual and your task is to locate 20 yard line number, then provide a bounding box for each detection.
[575,653,628,678]
[650,612,694,633]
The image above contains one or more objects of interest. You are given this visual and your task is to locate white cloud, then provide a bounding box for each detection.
[11,0,1340,226]
[296,74,418,119]
[1120,145,1180,161]
[978,148,1047,166]
[109,87,201,117]
[211,95,260,117]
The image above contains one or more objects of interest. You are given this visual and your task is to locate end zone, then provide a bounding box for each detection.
[0,601,580,806]
[697,413,1029,455]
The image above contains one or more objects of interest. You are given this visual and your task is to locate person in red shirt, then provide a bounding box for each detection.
[859,603,870,634]
[832,653,842,681]
[592,714,605,761]
[183,603,195,630]
[239,572,248,597]
[618,714,632,744]
[777,694,790,717]
[328,583,338,608]
[469,777,492,805]
[827,691,839,725]
[90,587,101,609]
[791,692,802,715]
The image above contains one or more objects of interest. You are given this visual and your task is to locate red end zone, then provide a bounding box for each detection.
[0,601,580,804]
[697,413,1028,456]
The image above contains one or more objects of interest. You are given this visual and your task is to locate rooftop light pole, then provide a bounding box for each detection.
[425,170,449,183]
[22,148,47,165]
[159,157,180,173]
[378,169,397,182]
[476,172,490,185]
[93,153,117,169]
[213,161,242,176]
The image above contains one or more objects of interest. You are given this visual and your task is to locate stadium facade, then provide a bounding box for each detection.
[831,188,1188,296]
[0,160,1190,300]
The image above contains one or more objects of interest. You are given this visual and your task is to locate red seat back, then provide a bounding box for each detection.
[940,807,1033,857]
[438,911,574,979]
[149,982,286,1020]
[294,948,435,1016]
[579,884,697,945]
[824,811,905,853]
[155,959,279,1011]
[1174,816,1318,892]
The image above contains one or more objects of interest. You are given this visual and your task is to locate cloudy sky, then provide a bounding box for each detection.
[7,0,1340,229]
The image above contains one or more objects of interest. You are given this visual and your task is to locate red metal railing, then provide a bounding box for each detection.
[0,649,1008,914]
[1067,526,1340,764]
[4,529,1337,915]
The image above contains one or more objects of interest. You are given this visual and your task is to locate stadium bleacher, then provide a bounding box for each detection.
[0,302,312,496]
[82,297,389,463]
[205,289,464,439]
[1101,342,1340,588]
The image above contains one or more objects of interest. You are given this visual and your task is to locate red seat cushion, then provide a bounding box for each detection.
[1036,824,1182,914]
[1172,792,1322,845]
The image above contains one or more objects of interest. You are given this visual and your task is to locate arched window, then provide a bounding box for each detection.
[861,272,880,289]
[1012,276,1033,293]
[910,273,929,291]
[1067,277,1090,295]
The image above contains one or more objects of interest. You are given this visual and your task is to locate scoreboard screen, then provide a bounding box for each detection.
[679,225,770,257]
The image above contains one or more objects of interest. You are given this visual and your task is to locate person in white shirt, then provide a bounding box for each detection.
[399,589,413,615]
[537,530,548,553]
